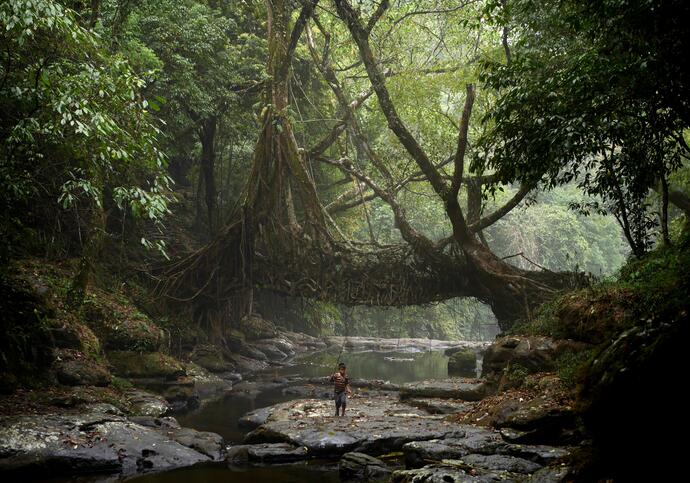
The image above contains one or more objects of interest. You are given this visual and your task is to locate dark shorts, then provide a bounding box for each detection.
[334,391,347,407]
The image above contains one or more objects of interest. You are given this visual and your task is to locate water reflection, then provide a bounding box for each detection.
[276,349,450,384]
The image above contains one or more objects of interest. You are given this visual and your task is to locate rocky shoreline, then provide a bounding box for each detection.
[0,332,583,481]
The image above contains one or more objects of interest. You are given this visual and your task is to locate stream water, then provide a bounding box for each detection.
[135,349,453,482]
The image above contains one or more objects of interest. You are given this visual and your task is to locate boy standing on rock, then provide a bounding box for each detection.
[330,362,352,416]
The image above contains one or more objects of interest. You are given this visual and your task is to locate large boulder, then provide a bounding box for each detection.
[184,362,232,400]
[237,314,279,340]
[339,452,391,481]
[189,344,235,373]
[81,298,165,352]
[0,414,211,477]
[226,443,309,464]
[107,351,186,380]
[55,358,111,387]
[125,389,171,417]
[448,349,477,377]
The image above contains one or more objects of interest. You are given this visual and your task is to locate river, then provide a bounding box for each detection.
[131,349,454,482]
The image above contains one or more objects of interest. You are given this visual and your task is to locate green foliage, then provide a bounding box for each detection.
[478,0,690,256]
[556,349,595,389]
[502,362,530,386]
[1,0,172,259]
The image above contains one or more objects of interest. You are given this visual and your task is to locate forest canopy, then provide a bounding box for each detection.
[1,0,689,336]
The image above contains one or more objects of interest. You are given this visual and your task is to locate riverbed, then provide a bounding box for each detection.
[135,349,457,482]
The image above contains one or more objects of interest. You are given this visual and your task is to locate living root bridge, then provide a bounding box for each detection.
[158,214,477,309]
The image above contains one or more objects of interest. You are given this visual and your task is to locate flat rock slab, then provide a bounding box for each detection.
[243,396,467,457]
[400,379,488,401]
[0,414,213,477]
[403,431,570,469]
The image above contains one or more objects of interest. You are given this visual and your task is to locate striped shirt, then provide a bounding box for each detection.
[330,372,349,394]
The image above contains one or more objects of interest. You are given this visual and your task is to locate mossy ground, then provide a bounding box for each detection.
[0,257,194,415]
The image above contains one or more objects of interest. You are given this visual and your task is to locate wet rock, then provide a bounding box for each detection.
[55,358,111,387]
[339,452,391,481]
[402,427,505,468]
[448,349,477,377]
[462,453,542,474]
[0,414,209,477]
[279,331,328,352]
[244,397,464,457]
[238,406,273,429]
[227,353,269,373]
[400,379,487,401]
[226,443,309,464]
[247,442,309,462]
[107,351,186,380]
[130,376,200,413]
[185,362,232,401]
[270,337,296,356]
[126,389,171,417]
[189,344,236,373]
[528,465,571,482]
[405,398,476,415]
[403,431,569,470]
[252,341,288,361]
[169,427,225,461]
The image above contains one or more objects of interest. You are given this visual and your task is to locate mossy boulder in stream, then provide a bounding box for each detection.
[189,344,235,373]
[447,349,477,376]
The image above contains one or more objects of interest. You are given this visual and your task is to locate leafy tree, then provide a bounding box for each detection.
[478,0,690,257]
[0,0,171,298]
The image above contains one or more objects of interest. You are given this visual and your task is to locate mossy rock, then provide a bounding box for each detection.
[107,351,186,380]
[190,344,235,373]
[447,349,476,376]
[237,315,277,340]
[81,297,165,352]
[55,358,111,387]
[47,322,102,359]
